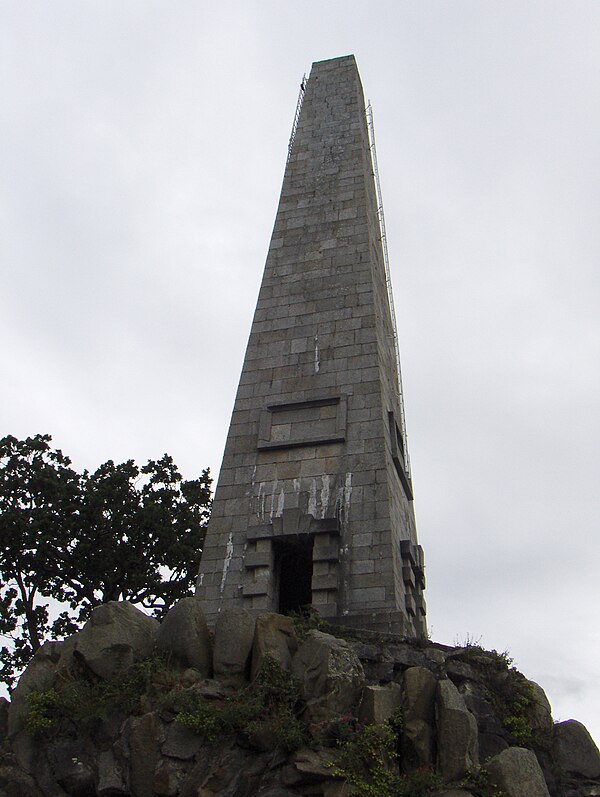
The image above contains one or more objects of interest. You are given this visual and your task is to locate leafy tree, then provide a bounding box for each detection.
[0,434,211,689]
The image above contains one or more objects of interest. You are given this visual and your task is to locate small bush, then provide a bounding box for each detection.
[176,655,307,752]
[24,655,172,735]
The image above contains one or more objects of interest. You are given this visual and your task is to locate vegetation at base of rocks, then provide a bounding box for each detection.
[329,717,443,797]
[458,766,508,797]
[176,656,308,752]
[487,669,535,745]
[0,433,212,689]
[288,605,327,639]
[454,641,535,745]
[25,655,173,735]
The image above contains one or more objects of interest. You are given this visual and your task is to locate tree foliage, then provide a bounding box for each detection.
[0,434,211,689]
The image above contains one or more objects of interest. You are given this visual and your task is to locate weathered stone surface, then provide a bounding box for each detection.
[401,665,437,770]
[156,597,212,676]
[403,666,437,719]
[48,738,95,794]
[358,682,402,725]
[213,607,255,682]
[291,748,337,781]
[7,641,64,736]
[0,763,44,797]
[436,678,478,780]
[127,712,163,797]
[554,719,600,779]
[73,601,159,680]
[458,679,509,761]
[97,749,126,796]
[292,630,365,722]
[433,791,475,797]
[161,721,204,760]
[527,680,553,734]
[486,746,550,797]
[154,757,187,797]
[251,613,298,678]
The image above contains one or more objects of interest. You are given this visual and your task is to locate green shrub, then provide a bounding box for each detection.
[176,655,307,752]
[24,655,172,735]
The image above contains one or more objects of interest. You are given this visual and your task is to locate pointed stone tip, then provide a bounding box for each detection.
[311,54,357,68]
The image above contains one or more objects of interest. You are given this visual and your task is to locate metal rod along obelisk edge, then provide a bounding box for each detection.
[197,55,426,638]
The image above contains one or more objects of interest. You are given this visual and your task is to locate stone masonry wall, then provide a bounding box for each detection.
[197,55,425,637]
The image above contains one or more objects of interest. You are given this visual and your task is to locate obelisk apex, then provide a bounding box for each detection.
[197,55,426,637]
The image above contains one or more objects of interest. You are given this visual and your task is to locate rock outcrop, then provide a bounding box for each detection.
[1,599,598,797]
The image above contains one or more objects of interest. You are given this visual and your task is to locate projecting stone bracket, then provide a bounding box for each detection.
[242,508,341,618]
[400,540,426,621]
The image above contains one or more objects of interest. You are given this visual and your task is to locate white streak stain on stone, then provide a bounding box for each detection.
[220,532,234,594]
[308,479,317,517]
[344,472,353,518]
[321,474,330,518]
[293,478,300,494]
[257,482,265,521]
[269,479,278,521]
[314,334,320,373]
[277,486,285,517]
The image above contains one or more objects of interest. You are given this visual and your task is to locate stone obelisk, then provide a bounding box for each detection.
[197,55,426,637]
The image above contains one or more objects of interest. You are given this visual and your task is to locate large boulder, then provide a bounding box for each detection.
[73,601,159,680]
[213,607,256,682]
[436,678,478,780]
[526,680,553,735]
[156,597,212,676]
[292,630,365,723]
[251,613,298,679]
[126,711,163,797]
[7,641,64,736]
[358,682,402,725]
[486,746,550,797]
[553,719,600,780]
[458,679,509,761]
[401,665,437,770]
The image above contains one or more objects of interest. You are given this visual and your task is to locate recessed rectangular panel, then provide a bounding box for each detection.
[258,396,347,450]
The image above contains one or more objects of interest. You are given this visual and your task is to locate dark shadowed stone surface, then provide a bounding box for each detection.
[0,763,45,797]
[554,720,600,779]
[48,738,96,795]
[401,665,437,770]
[250,613,298,678]
[7,641,64,736]
[486,746,550,797]
[156,597,212,676]
[0,697,8,741]
[358,682,402,725]
[127,712,163,797]
[73,601,159,680]
[433,791,476,797]
[97,749,126,796]
[436,678,478,780]
[213,607,256,682]
[161,721,204,760]
[458,679,509,761]
[292,630,365,722]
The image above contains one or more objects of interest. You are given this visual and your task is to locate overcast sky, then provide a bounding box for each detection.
[2,1,599,743]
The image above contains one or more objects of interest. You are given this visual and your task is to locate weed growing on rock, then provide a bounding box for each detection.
[328,717,443,797]
[176,655,308,752]
[288,605,326,639]
[459,766,508,797]
[24,655,173,735]
[25,689,61,735]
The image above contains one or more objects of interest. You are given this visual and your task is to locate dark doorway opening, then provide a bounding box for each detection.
[275,536,314,615]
